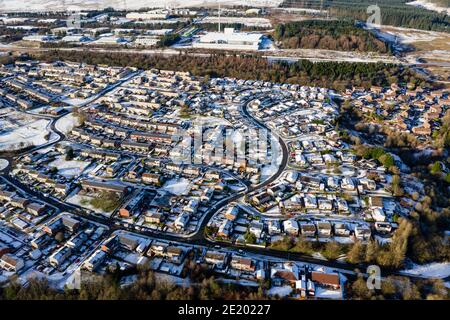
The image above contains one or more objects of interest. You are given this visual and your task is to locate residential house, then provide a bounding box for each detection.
[300,222,316,237]
[174,212,190,230]
[317,221,332,237]
[218,219,233,238]
[204,251,228,268]
[354,225,371,240]
[249,221,264,239]
[221,207,239,223]
[311,271,341,290]
[0,254,24,272]
[283,219,299,236]
[230,256,255,272]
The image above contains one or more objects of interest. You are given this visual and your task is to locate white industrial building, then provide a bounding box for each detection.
[133,36,160,47]
[93,36,128,45]
[126,9,169,20]
[61,35,92,43]
[145,29,173,36]
[193,28,265,51]
[22,35,56,43]
[200,16,271,28]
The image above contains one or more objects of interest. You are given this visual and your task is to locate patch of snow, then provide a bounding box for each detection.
[261,164,278,180]
[315,287,342,299]
[218,278,260,287]
[367,24,444,46]
[0,274,8,283]
[407,1,450,15]
[0,117,53,151]
[402,262,450,279]
[267,285,293,297]
[55,113,80,134]
[161,178,191,196]
[265,205,281,215]
[48,156,90,178]
[334,237,354,244]
[66,193,115,216]
[62,97,91,107]
[311,252,327,260]
[0,159,8,171]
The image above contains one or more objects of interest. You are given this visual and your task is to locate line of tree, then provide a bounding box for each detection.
[156,34,181,48]
[199,23,269,32]
[0,263,269,300]
[282,0,450,32]
[348,274,448,300]
[274,20,391,53]
[32,50,427,91]
[0,27,28,43]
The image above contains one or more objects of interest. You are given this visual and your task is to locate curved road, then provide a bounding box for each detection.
[0,84,440,282]
[189,98,290,240]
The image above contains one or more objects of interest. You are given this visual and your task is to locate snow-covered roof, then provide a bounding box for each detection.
[198,28,263,45]
[62,35,91,42]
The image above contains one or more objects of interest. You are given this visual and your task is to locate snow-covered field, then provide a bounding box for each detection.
[0,158,8,171]
[55,113,80,134]
[315,287,343,299]
[260,138,282,181]
[407,1,450,15]
[66,193,114,217]
[267,285,293,297]
[199,16,272,28]
[402,262,450,279]
[0,114,53,151]
[415,49,450,62]
[62,97,94,107]
[161,178,191,195]
[273,48,399,64]
[48,156,90,178]
[366,23,446,46]
[0,0,284,12]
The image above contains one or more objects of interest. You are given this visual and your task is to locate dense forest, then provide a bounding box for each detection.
[32,50,428,91]
[274,20,390,53]
[0,27,27,43]
[281,0,450,32]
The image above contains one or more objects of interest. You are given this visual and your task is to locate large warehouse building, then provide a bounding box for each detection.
[193,28,265,51]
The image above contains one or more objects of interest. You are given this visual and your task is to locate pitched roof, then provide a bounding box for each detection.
[311,272,340,286]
